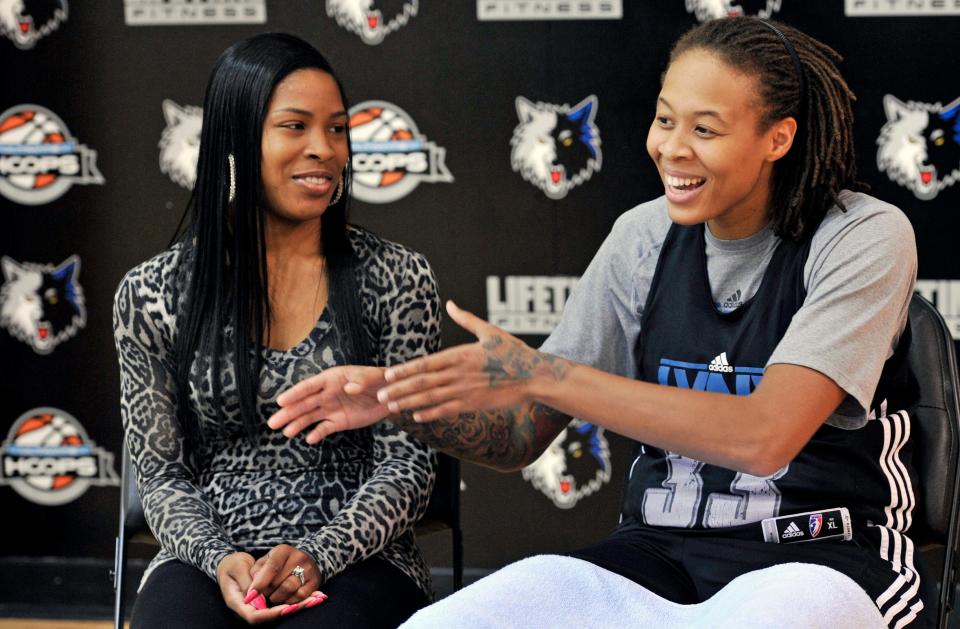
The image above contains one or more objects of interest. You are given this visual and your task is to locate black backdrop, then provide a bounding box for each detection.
[1,0,958,607]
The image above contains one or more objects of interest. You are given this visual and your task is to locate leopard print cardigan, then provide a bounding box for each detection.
[113,226,440,596]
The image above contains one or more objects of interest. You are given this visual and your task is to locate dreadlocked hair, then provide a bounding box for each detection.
[671,17,866,240]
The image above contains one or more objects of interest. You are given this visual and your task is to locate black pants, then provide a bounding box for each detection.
[568,519,935,628]
[131,556,428,629]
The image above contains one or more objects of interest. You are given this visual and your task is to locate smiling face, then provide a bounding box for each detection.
[646,49,795,239]
[260,68,349,226]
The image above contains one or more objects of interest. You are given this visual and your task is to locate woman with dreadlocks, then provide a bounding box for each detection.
[270,17,927,627]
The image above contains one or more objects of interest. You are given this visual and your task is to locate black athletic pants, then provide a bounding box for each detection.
[568,519,935,628]
[130,556,428,629]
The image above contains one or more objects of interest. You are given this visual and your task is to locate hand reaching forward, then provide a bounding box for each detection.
[268,365,390,444]
[377,301,573,422]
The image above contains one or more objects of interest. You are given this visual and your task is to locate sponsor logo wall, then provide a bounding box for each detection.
[486,275,579,335]
[348,100,453,203]
[0,105,104,205]
[0,408,118,506]
[1,1,958,589]
[0,0,67,49]
[916,280,960,339]
[327,0,418,45]
[0,255,86,354]
[686,0,782,21]
[123,0,266,25]
[877,95,960,200]
[511,96,601,200]
[477,0,622,20]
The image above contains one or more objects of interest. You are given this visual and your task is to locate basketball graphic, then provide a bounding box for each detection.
[13,413,83,491]
[0,105,104,205]
[0,407,119,505]
[348,100,453,204]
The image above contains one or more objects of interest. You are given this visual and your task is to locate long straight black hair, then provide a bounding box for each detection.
[173,33,371,442]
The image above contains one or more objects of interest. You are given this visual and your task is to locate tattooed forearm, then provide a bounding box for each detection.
[480,334,575,389]
[388,402,571,471]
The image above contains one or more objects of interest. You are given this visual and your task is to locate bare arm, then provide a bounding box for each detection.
[387,403,572,471]
[378,301,845,477]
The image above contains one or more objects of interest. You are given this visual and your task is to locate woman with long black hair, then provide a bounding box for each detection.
[113,33,440,627]
[271,17,930,627]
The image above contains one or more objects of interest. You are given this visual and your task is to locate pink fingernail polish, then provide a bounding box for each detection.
[251,594,267,610]
[306,596,325,608]
[281,604,301,616]
[243,589,258,605]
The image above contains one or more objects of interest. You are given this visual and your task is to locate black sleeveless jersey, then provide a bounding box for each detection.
[620,222,917,533]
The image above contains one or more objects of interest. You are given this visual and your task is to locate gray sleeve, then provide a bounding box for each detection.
[540,199,670,378]
[767,195,917,412]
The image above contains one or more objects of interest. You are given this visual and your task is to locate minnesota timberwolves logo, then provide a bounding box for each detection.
[877,94,960,201]
[522,419,611,509]
[511,95,602,200]
[685,0,781,21]
[326,0,417,45]
[0,0,67,49]
[348,100,453,203]
[158,99,202,190]
[0,255,85,354]
[0,105,104,205]
[0,407,119,506]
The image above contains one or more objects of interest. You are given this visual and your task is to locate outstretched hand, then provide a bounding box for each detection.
[269,300,572,443]
[268,365,389,444]
[376,300,571,422]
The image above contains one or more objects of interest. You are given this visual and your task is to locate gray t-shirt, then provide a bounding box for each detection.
[540,191,917,427]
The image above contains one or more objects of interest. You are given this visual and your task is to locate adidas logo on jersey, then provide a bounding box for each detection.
[782,521,804,539]
[715,289,743,312]
[708,352,734,373]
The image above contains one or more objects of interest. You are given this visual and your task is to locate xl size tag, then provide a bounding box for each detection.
[761,508,852,544]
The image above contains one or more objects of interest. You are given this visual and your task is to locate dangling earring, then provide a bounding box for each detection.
[330,172,345,205]
[227,153,237,203]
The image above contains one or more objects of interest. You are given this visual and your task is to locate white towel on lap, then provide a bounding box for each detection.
[402,555,886,628]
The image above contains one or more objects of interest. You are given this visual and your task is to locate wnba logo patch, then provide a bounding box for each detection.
[326,0,417,45]
[348,100,453,204]
[0,408,119,506]
[877,94,960,200]
[522,419,612,509]
[0,0,67,49]
[685,0,782,21]
[511,95,601,200]
[0,105,104,205]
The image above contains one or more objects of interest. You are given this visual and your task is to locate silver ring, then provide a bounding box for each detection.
[290,565,306,587]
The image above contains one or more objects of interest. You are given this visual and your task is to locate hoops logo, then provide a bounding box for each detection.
[522,419,611,509]
[158,99,202,190]
[877,94,960,200]
[685,0,782,21]
[348,100,453,204]
[0,408,119,505]
[326,0,417,45]
[511,95,601,200]
[0,105,104,205]
[0,0,67,49]
[1,255,86,354]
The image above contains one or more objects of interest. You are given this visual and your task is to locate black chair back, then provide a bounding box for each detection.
[906,293,960,628]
